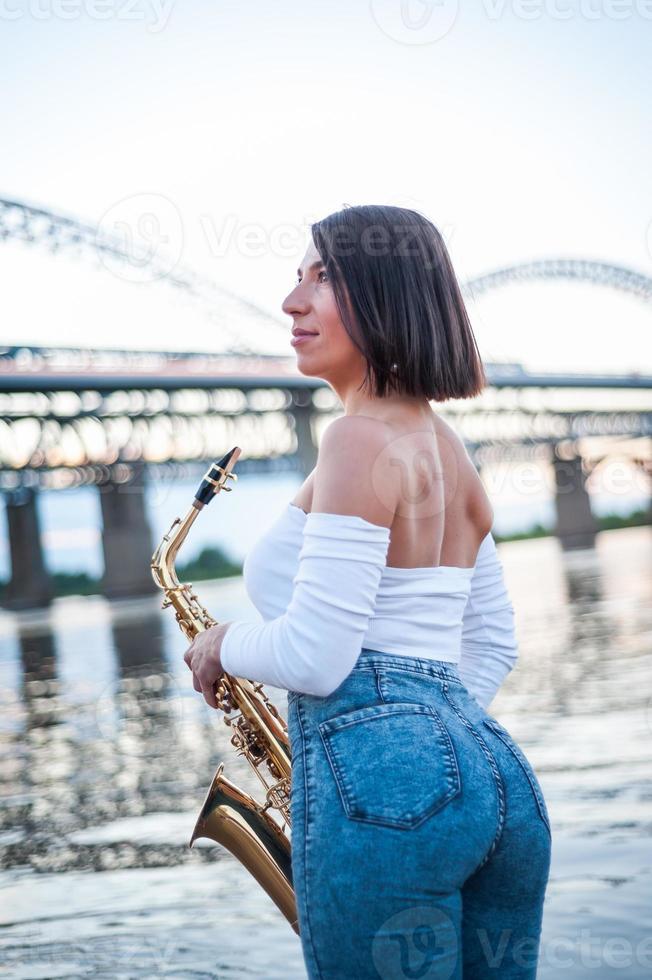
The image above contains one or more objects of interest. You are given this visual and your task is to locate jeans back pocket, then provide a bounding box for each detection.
[482,717,551,837]
[318,701,461,831]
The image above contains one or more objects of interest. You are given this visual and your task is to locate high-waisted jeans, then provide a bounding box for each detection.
[286,648,552,980]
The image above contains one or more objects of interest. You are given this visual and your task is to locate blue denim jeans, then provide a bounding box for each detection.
[287,648,552,979]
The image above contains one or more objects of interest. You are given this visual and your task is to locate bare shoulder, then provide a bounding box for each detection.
[321,413,392,449]
[432,411,494,531]
[431,411,470,460]
[312,415,395,529]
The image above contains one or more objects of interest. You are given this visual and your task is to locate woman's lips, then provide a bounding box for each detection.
[290,334,318,346]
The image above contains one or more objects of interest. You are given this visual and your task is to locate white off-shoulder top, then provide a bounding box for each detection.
[219,502,518,706]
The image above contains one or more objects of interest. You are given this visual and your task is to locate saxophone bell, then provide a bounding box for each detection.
[189,763,298,934]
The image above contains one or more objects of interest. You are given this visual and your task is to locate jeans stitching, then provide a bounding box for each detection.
[319,703,462,830]
[320,726,354,816]
[374,665,464,703]
[441,683,506,874]
[295,698,325,980]
[374,666,385,702]
[483,719,552,838]
[353,660,462,684]
[377,667,389,702]
[320,701,435,732]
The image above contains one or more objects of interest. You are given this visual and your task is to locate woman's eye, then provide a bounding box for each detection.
[294,270,328,286]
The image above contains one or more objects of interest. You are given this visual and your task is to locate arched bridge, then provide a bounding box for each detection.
[462,258,652,303]
[1,198,651,607]
[3,196,652,328]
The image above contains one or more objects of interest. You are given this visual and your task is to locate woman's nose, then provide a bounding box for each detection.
[281,284,309,318]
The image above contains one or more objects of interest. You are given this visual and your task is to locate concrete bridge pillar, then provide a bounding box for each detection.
[290,392,318,476]
[551,446,598,550]
[2,487,54,609]
[99,463,157,599]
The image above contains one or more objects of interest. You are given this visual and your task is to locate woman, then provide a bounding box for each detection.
[184,204,552,979]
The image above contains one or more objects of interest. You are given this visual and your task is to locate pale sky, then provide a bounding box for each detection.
[1,0,651,372]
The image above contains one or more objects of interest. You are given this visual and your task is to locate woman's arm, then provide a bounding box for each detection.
[220,417,394,697]
[457,532,519,710]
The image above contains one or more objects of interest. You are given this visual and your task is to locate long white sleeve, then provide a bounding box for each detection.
[220,511,390,698]
[457,532,519,709]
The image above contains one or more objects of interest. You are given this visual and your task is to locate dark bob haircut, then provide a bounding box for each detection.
[310,204,486,401]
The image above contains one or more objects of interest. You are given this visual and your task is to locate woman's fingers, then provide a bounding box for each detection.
[185,631,221,708]
[200,679,219,709]
[192,666,219,709]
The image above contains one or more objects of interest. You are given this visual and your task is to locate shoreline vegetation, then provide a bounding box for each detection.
[0,508,649,602]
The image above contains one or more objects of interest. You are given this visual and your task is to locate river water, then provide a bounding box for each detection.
[0,525,650,979]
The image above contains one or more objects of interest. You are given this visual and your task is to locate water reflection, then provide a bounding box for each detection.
[552,551,619,715]
[0,527,650,979]
[18,630,59,729]
[1,602,253,880]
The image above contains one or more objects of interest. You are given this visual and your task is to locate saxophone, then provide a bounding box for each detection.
[150,449,298,934]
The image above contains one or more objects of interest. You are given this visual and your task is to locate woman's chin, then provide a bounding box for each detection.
[295,360,319,377]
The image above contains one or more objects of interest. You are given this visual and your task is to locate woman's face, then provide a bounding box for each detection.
[281,237,364,383]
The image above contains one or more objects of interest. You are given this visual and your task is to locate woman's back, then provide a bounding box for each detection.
[292,408,494,570]
[223,408,518,702]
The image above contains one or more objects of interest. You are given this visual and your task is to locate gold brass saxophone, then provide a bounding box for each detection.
[150,449,298,933]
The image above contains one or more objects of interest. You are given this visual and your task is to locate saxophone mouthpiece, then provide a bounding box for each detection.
[194,447,241,507]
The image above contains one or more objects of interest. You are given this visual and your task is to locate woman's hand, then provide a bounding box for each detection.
[184,621,233,709]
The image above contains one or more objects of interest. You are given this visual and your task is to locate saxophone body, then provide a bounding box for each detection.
[150,449,298,933]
